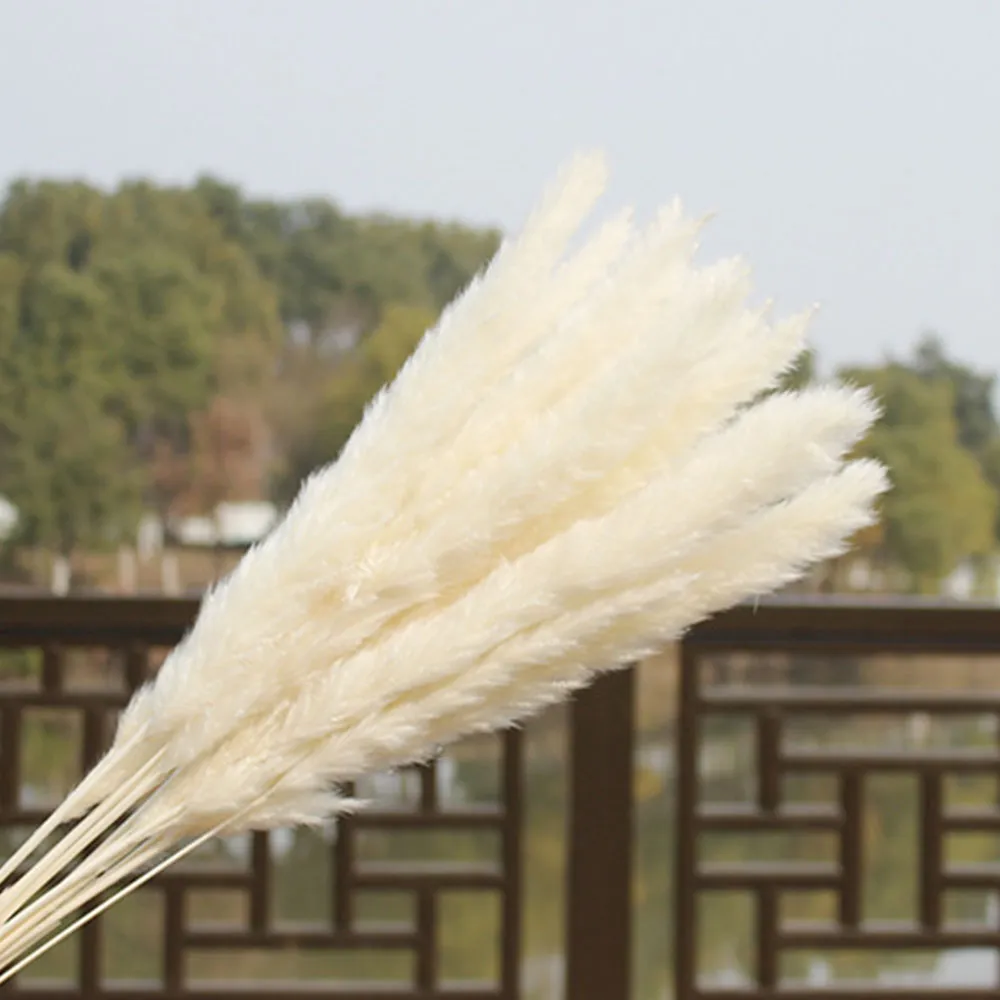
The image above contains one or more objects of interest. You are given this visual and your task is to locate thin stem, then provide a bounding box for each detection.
[0,738,135,891]
[0,749,164,924]
[0,806,162,958]
[0,808,252,985]
[0,833,169,971]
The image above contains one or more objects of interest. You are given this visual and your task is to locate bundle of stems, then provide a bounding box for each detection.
[0,153,886,980]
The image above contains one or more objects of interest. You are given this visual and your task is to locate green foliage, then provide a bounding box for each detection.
[4,167,1000,600]
[272,303,437,500]
[777,347,816,392]
[0,172,496,537]
[841,363,996,592]
[782,337,1000,594]
[912,332,998,454]
[910,332,1000,544]
[0,257,140,554]
[191,179,499,507]
[323,302,434,450]
[0,178,282,566]
[194,176,500,337]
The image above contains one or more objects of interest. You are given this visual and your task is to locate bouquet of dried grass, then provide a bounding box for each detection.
[0,153,886,979]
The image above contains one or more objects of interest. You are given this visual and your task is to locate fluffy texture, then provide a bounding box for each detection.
[0,152,887,978]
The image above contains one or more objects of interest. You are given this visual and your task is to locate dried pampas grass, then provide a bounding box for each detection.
[0,152,886,978]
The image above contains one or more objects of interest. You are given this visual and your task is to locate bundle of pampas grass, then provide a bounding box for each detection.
[0,152,886,979]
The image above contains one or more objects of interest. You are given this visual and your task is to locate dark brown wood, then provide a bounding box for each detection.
[703,687,1000,711]
[565,668,635,1000]
[919,770,943,929]
[352,808,503,829]
[0,705,20,814]
[333,783,355,934]
[838,772,862,927]
[41,645,60,692]
[756,711,780,812]
[687,594,1000,653]
[415,890,437,992]
[676,596,1000,1000]
[78,919,100,996]
[0,991,505,1000]
[674,644,699,1000]
[499,729,523,1000]
[701,991,1000,1000]
[0,595,198,645]
[0,595,525,999]
[419,762,438,813]
[124,644,147,693]
[164,884,184,994]
[185,928,417,949]
[6,594,1000,997]
[755,888,777,990]
[249,832,270,932]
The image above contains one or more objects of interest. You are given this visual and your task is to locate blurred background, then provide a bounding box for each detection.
[1,0,998,598]
[2,4,1000,997]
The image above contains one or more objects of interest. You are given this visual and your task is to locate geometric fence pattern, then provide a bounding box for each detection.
[676,599,1000,1000]
[7,595,1000,1000]
[0,599,523,999]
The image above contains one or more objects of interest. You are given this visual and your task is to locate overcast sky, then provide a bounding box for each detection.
[3,0,998,380]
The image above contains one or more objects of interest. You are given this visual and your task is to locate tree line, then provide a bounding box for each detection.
[776,337,999,595]
[0,176,497,571]
[0,175,996,595]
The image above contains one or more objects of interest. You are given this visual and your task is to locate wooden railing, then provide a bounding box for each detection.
[1,596,1000,999]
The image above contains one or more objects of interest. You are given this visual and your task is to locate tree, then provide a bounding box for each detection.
[271,304,437,501]
[0,177,282,576]
[912,332,998,455]
[0,169,512,584]
[163,396,270,520]
[841,364,996,593]
[324,302,435,445]
[910,333,1000,543]
[779,347,816,391]
[193,180,499,343]
[0,262,141,564]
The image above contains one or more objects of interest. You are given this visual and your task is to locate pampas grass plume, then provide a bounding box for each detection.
[0,152,886,978]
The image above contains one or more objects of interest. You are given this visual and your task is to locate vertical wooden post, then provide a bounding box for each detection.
[674,642,699,1000]
[565,668,636,1000]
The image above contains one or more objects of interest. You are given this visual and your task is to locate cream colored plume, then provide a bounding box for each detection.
[0,152,887,979]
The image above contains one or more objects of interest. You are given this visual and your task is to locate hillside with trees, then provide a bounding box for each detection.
[0,176,497,588]
[0,176,996,597]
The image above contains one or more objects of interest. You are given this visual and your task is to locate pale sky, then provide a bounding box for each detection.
[3,0,998,381]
